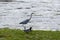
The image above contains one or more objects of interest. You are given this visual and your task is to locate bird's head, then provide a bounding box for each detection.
[31,13,34,15]
[31,13,34,14]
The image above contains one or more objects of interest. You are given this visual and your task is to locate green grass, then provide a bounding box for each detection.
[0,28,60,40]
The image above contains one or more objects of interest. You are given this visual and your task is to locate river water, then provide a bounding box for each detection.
[0,0,60,31]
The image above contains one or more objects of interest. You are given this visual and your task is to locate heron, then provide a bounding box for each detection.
[19,13,34,32]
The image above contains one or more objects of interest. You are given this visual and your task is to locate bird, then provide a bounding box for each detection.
[19,13,34,24]
[24,27,32,33]
[19,13,34,32]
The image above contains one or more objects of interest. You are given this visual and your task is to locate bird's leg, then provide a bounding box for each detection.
[22,24,26,30]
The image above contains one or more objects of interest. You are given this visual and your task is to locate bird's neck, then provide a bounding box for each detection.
[29,14,32,20]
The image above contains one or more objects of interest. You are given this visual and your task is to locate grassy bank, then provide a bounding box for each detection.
[0,28,60,40]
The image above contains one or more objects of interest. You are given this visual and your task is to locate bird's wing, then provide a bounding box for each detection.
[19,19,30,24]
